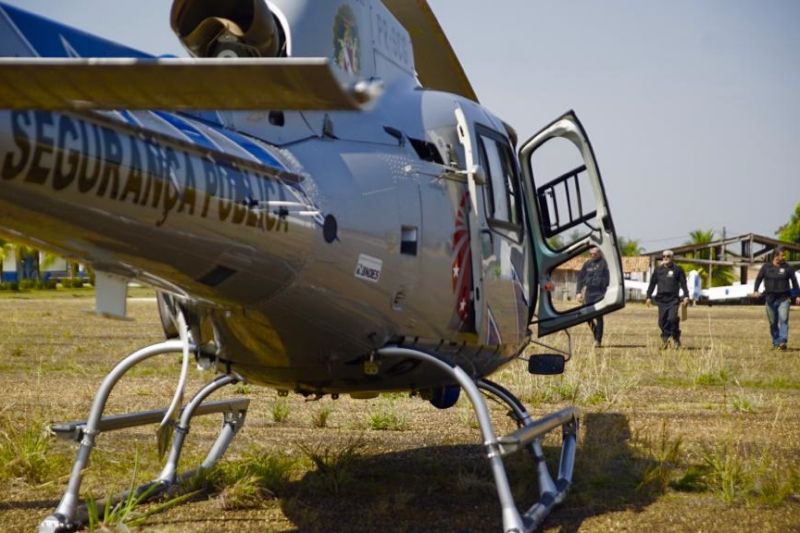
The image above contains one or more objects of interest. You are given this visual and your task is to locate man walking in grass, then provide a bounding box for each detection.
[576,246,610,347]
[752,247,800,350]
[645,250,689,349]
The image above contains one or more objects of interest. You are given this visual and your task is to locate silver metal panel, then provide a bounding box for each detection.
[226,110,317,148]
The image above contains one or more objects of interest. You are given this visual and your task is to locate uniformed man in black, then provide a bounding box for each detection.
[752,247,800,350]
[645,250,689,348]
[576,246,610,347]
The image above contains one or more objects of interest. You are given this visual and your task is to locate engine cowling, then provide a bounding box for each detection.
[170,0,282,58]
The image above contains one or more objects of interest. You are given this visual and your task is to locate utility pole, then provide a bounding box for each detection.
[722,226,726,262]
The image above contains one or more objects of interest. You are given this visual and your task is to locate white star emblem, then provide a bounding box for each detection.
[453,266,460,278]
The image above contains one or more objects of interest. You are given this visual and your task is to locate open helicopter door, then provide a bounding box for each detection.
[519,111,624,336]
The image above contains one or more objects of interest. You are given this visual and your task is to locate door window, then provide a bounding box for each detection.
[477,130,522,233]
[531,137,598,251]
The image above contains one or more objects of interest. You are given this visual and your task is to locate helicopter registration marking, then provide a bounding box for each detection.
[355,254,382,283]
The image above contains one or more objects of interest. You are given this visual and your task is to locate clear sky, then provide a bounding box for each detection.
[4,0,798,250]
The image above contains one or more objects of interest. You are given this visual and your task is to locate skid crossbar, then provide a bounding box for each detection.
[52,398,250,442]
[378,346,579,533]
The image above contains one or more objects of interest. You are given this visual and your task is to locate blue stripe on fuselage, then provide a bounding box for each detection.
[118,110,141,127]
[216,128,283,170]
[0,3,151,58]
[153,111,219,152]
[156,112,284,172]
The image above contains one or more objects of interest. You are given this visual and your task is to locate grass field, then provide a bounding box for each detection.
[0,286,156,300]
[0,297,799,532]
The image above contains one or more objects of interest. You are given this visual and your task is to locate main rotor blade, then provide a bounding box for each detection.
[382,0,478,103]
[0,57,368,111]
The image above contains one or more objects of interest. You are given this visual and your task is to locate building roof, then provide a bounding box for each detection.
[623,256,651,272]
[557,255,649,272]
[644,233,800,259]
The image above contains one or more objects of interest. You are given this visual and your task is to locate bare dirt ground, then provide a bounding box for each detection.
[0,297,799,532]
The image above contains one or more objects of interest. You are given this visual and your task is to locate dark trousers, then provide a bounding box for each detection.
[584,290,605,344]
[588,316,604,343]
[656,298,681,341]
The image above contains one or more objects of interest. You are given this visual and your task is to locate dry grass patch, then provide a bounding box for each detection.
[1,300,800,532]
[298,437,364,495]
[0,415,60,485]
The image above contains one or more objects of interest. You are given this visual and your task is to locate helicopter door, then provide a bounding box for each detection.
[456,108,528,346]
[518,111,624,336]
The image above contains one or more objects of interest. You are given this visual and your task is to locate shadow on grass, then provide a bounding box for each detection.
[280,412,659,532]
[0,499,59,511]
[601,344,648,349]
[551,412,658,532]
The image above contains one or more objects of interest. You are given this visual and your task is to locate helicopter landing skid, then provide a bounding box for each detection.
[39,341,248,533]
[378,346,579,533]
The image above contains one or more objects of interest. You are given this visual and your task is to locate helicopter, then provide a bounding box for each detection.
[0,1,624,531]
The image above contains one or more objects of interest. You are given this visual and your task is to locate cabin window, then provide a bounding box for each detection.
[477,131,522,231]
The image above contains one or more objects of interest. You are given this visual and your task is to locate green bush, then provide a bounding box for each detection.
[60,278,84,289]
[2,279,59,290]
[271,398,290,423]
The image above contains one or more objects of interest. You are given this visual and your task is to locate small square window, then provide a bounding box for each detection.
[401,226,418,256]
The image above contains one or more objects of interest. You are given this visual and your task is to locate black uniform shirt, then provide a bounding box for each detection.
[577,257,610,297]
[754,261,799,302]
[646,262,689,301]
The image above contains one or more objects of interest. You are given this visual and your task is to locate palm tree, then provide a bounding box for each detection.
[680,229,734,288]
[617,237,643,256]
[0,240,66,285]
